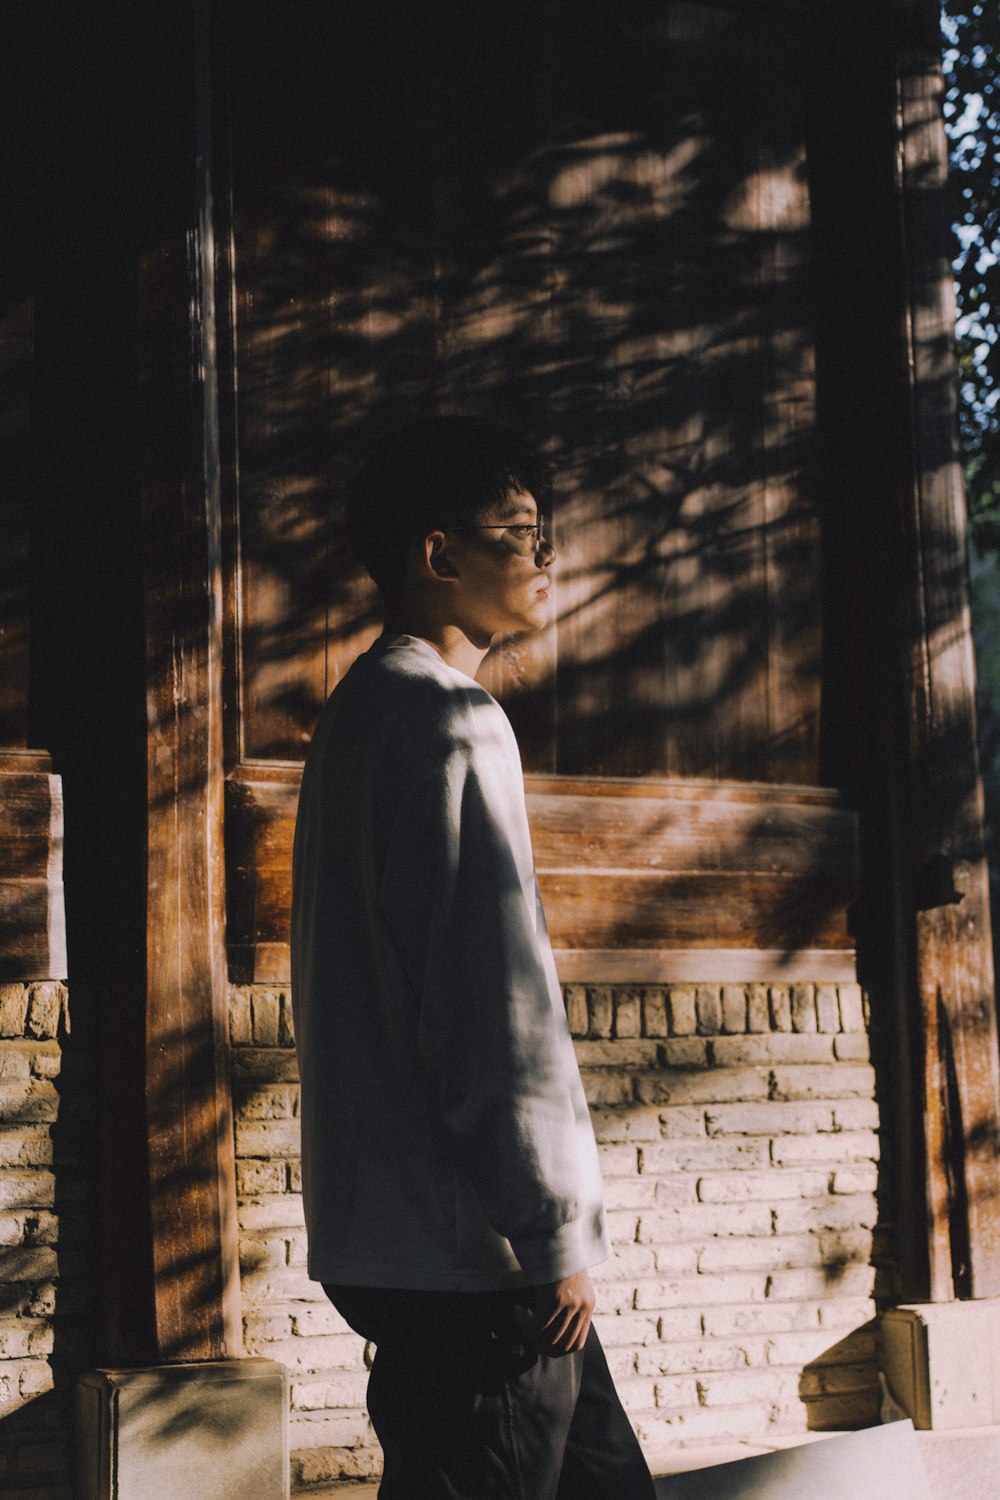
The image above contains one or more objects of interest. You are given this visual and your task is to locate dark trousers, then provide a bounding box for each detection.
[325,1284,656,1500]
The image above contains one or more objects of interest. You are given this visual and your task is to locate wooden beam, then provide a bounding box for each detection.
[225,765,858,985]
[895,17,1000,1299]
[139,3,240,1360]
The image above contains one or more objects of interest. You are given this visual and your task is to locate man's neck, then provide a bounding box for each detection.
[380,608,490,680]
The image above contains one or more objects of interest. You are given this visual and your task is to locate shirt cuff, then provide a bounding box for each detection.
[509,1212,611,1285]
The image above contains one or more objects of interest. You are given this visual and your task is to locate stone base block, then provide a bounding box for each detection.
[75,1358,289,1500]
[880,1301,1000,1430]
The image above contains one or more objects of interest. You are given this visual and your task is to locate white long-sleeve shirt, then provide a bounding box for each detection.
[290,633,610,1290]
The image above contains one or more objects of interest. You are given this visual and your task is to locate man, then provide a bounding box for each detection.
[291,416,656,1499]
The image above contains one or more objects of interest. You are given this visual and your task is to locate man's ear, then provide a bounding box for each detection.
[420,530,459,581]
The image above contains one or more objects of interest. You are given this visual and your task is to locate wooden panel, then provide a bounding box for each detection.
[225,767,857,985]
[139,4,240,1362]
[218,1,821,784]
[895,39,1000,1300]
[0,755,67,982]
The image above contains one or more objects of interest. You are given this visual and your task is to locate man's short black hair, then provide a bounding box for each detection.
[346,415,553,598]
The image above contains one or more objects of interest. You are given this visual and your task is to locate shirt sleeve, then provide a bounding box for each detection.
[377,690,590,1284]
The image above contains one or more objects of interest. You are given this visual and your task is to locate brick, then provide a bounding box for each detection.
[768,1064,875,1101]
[587,987,613,1039]
[232,1049,299,1083]
[696,1371,783,1407]
[704,1102,835,1136]
[237,1085,298,1121]
[605,1210,641,1245]
[830,1164,878,1195]
[635,1274,766,1310]
[710,1035,834,1067]
[575,1041,659,1068]
[581,1072,635,1106]
[0,1081,59,1123]
[0,1248,57,1285]
[614,990,642,1039]
[815,985,839,1033]
[564,986,589,1037]
[26,985,64,1040]
[0,1128,53,1168]
[642,991,668,1038]
[765,1264,876,1300]
[294,1447,381,1485]
[251,991,281,1046]
[721,986,747,1034]
[592,1243,657,1279]
[695,986,722,1035]
[833,1034,870,1061]
[832,1098,880,1130]
[235,1119,301,1157]
[0,1047,31,1082]
[819,1226,875,1264]
[278,995,295,1046]
[769,986,792,1032]
[290,1410,373,1449]
[838,984,865,1032]
[696,1234,818,1274]
[696,1169,826,1203]
[0,988,28,1038]
[292,1303,353,1337]
[747,985,770,1033]
[236,1160,286,1195]
[599,1143,641,1176]
[604,1178,658,1210]
[703,1302,820,1337]
[229,989,252,1045]
[635,1069,768,1107]
[288,1159,302,1192]
[770,1131,878,1167]
[591,1108,662,1143]
[651,1177,698,1207]
[666,987,697,1036]
[790,985,817,1033]
[638,1202,773,1240]
[642,1139,770,1173]
[592,1312,661,1346]
[637,1341,750,1377]
[651,1243,699,1276]
[772,1193,877,1235]
[658,1107,709,1139]
[237,1197,306,1231]
[651,1376,699,1410]
[658,1038,710,1068]
[290,1372,370,1410]
[29,1046,61,1081]
[243,1310,293,1343]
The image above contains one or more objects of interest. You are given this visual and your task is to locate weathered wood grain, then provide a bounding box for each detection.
[225,767,858,984]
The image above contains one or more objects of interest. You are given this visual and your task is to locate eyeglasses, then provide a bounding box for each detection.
[441,515,550,555]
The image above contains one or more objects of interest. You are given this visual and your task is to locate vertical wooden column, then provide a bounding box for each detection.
[894,5,1000,1300]
[139,2,241,1360]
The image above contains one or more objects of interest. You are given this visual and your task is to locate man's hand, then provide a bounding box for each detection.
[515,1268,595,1356]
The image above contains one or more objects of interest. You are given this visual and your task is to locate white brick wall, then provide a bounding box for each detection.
[231,981,882,1490]
[0,981,84,1500]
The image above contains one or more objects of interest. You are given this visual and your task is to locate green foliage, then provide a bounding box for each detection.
[941,1,1000,552]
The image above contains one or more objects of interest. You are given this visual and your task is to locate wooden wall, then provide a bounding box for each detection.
[215,0,855,986]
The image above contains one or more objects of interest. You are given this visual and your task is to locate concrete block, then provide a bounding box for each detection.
[881,1300,1000,1430]
[75,1358,289,1500]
